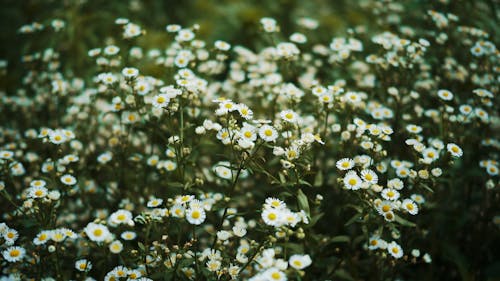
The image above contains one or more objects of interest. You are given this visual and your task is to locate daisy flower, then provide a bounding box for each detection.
[258,125,278,142]
[2,246,26,262]
[402,199,419,215]
[446,143,463,157]
[336,158,354,171]
[33,230,51,245]
[264,268,287,281]
[289,254,312,270]
[237,104,254,120]
[381,188,400,201]
[109,209,133,225]
[437,89,453,101]
[109,240,124,254]
[343,171,362,190]
[264,197,286,210]
[75,259,92,272]
[280,110,298,123]
[152,94,170,109]
[28,186,48,199]
[186,207,206,225]
[122,67,139,78]
[84,223,111,242]
[147,198,163,208]
[262,208,284,227]
[60,174,77,186]
[361,169,378,184]
[49,130,67,144]
[121,231,137,241]
[387,241,404,259]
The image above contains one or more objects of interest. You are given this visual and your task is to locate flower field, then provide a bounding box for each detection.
[0,0,499,280]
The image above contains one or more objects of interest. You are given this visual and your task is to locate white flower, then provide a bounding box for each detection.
[437,89,453,101]
[2,246,26,262]
[264,268,287,281]
[49,130,67,144]
[152,94,170,109]
[122,67,139,78]
[360,169,378,184]
[336,158,354,170]
[176,29,195,42]
[75,259,92,272]
[280,110,298,123]
[447,143,463,157]
[104,45,120,56]
[109,240,124,254]
[84,223,111,242]
[214,40,231,51]
[186,207,206,225]
[289,254,312,270]
[28,186,48,199]
[402,199,419,215]
[33,230,51,245]
[213,162,233,179]
[343,171,362,190]
[109,210,133,225]
[259,125,278,142]
[147,198,163,208]
[121,231,137,240]
[387,241,404,259]
[381,188,400,201]
[60,174,77,186]
[262,208,284,227]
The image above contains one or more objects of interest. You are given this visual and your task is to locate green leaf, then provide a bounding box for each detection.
[420,183,435,193]
[297,188,310,217]
[330,235,351,243]
[394,215,416,227]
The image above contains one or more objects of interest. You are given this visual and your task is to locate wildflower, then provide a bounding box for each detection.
[361,169,378,184]
[104,45,120,56]
[109,209,133,225]
[109,240,124,254]
[447,143,463,157]
[264,197,286,210]
[289,254,312,270]
[75,259,92,272]
[121,231,137,241]
[214,40,231,51]
[60,174,77,186]
[264,268,287,281]
[343,171,362,190]
[262,208,284,227]
[336,158,355,170]
[381,188,400,201]
[3,228,18,244]
[33,230,51,245]
[402,199,419,215]
[147,198,163,208]
[122,67,139,78]
[280,110,298,123]
[49,130,67,144]
[28,186,48,199]
[186,207,206,225]
[84,223,111,242]
[437,89,453,101]
[387,241,404,259]
[2,246,26,262]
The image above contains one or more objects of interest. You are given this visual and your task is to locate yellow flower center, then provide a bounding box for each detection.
[157,96,166,103]
[382,205,390,212]
[191,210,200,219]
[10,249,20,257]
[93,229,103,237]
[264,129,273,137]
[348,178,357,186]
[271,272,281,280]
[244,131,252,138]
[268,213,277,220]
[285,113,293,119]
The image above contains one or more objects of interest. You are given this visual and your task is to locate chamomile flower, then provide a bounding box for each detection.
[120,231,137,241]
[2,246,26,262]
[60,174,77,186]
[381,188,400,201]
[280,110,298,123]
[387,241,404,259]
[152,94,170,109]
[361,169,378,184]
[3,228,18,244]
[336,158,355,170]
[109,240,124,254]
[259,125,278,142]
[402,199,419,215]
[49,130,67,144]
[147,198,163,208]
[437,89,453,101]
[84,223,111,242]
[262,208,284,227]
[289,254,312,270]
[264,268,287,281]
[186,207,206,225]
[75,259,92,272]
[343,171,362,190]
[447,143,463,157]
[109,209,133,225]
[214,40,231,51]
[28,186,48,199]
[122,67,139,78]
[264,197,286,210]
[33,230,51,245]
